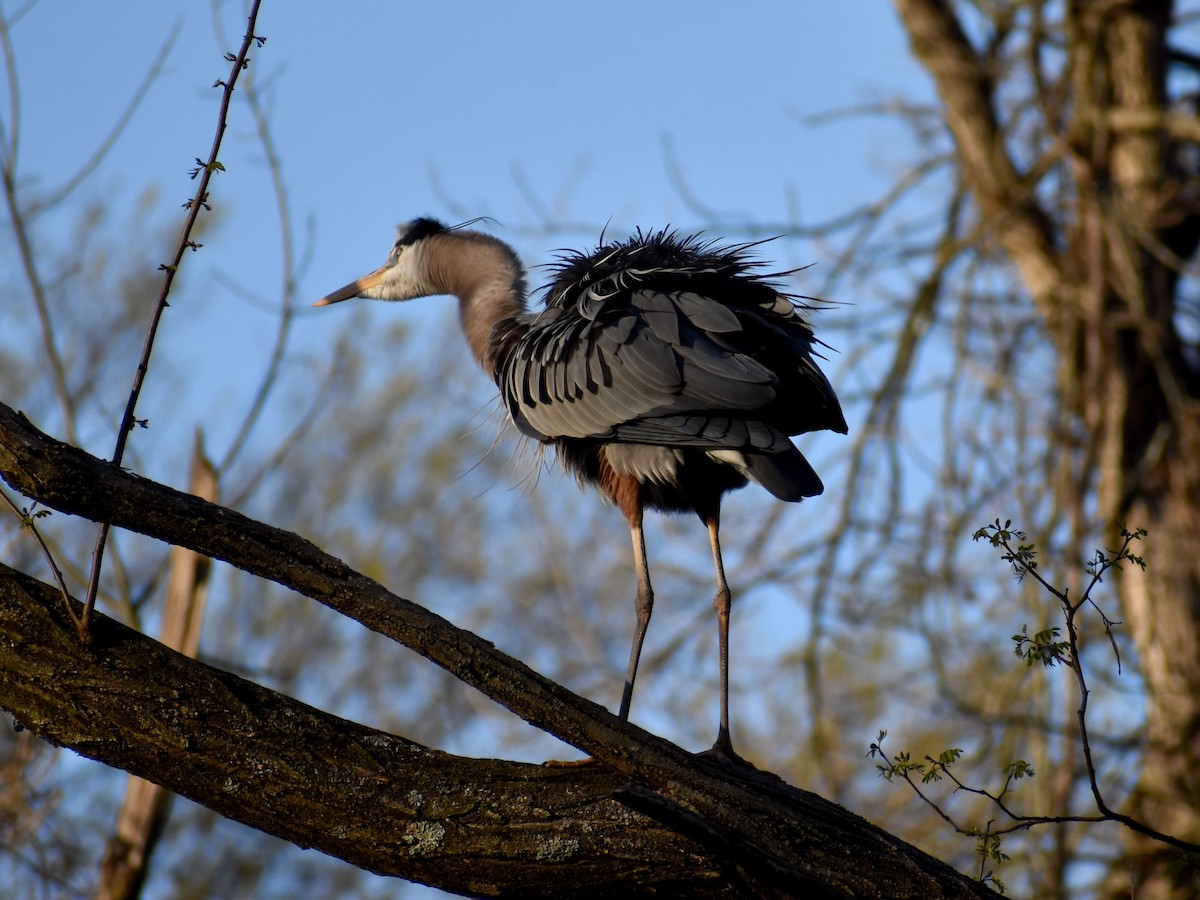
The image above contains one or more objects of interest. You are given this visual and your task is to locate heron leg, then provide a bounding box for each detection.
[706,511,735,755]
[619,512,653,721]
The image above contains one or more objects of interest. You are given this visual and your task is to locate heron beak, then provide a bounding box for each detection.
[312,264,390,307]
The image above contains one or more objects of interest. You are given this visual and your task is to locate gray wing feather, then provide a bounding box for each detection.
[501,287,796,448]
[670,291,742,333]
[612,415,793,452]
[635,291,683,346]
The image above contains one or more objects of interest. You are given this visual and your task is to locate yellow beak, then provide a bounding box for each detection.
[312,264,390,307]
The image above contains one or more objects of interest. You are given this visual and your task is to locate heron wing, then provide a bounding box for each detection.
[499,286,803,451]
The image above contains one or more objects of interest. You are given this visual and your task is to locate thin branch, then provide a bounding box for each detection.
[894,526,1200,858]
[79,0,265,638]
[893,0,1061,299]
[0,0,20,169]
[225,344,343,509]
[1,0,38,28]
[211,27,298,474]
[0,5,76,444]
[0,487,72,621]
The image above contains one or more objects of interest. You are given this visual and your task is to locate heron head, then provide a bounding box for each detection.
[313,217,447,307]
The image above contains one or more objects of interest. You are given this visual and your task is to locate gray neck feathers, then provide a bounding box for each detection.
[424,232,528,374]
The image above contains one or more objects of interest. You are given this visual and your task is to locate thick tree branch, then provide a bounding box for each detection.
[0,402,999,898]
[0,562,722,898]
[893,0,1061,301]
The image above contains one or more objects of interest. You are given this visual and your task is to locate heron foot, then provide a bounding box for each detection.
[699,729,755,769]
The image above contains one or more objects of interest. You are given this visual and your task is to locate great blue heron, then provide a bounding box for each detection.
[315,217,847,758]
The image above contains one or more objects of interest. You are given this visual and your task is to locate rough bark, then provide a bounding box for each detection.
[0,403,999,898]
[0,563,721,898]
[893,1,1200,896]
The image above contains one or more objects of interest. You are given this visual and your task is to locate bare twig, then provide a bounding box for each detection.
[78,0,265,639]
[0,6,76,443]
[875,525,1199,870]
[0,488,72,620]
[209,0,300,476]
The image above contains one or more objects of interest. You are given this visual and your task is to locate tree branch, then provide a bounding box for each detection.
[892,0,1061,301]
[0,402,1000,898]
[0,562,719,898]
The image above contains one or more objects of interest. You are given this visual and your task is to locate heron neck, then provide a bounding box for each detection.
[460,282,526,375]
[427,233,528,375]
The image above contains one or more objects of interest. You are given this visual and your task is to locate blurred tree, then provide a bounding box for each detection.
[802,2,1200,896]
